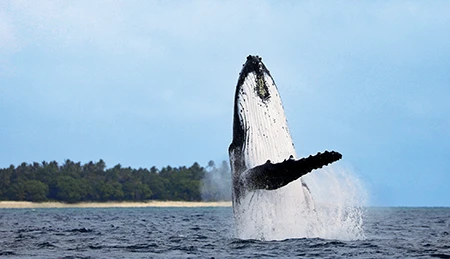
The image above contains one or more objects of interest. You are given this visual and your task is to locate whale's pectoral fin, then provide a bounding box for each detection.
[241,151,342,191]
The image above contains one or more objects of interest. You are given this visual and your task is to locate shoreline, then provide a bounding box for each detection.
[0,201,232,209]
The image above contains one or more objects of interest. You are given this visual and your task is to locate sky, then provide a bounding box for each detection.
[1,1,449,207]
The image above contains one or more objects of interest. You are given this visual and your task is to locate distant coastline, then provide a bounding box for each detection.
[0,201,232,209]
[1,160,232,204]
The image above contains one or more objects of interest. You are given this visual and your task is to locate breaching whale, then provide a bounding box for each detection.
[229,55,342,238]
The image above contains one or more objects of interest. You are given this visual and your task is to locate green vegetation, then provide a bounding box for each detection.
[0,159,231,203]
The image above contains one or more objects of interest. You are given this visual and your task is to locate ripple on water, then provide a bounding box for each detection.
[0,207,449,258]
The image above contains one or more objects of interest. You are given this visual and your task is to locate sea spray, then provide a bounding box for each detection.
[201,161,232,201]
[234,166,366,241]
[303,166,366,240]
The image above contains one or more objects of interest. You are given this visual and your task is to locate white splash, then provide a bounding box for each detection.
[234,167,366,241]
[302,166,366,240]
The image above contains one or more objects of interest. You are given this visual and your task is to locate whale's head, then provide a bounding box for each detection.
[229,55,296,181]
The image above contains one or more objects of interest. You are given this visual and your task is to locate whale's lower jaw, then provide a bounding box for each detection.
[231,150,342,203]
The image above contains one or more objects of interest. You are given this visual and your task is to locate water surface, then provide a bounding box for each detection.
[0,207,449,258]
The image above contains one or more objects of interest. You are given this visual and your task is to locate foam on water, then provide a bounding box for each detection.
[234,167,366,241]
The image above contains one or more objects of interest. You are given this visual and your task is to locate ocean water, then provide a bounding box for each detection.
[0,207,449,258]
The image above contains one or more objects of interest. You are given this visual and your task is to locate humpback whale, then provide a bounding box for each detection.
[229,55,342,239]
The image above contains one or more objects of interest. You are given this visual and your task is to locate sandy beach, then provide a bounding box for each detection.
[0,201,232,209]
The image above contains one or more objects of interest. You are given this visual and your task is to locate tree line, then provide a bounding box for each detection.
[0,159,231,203]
